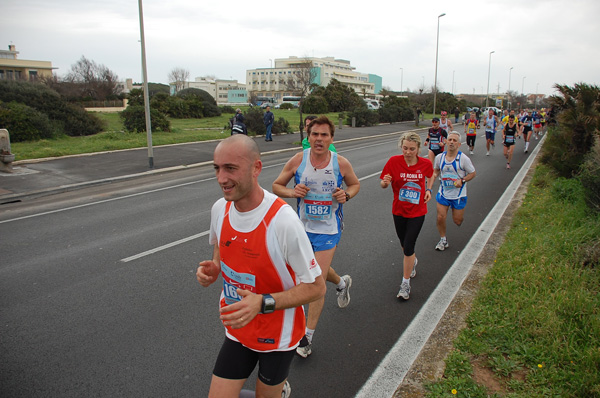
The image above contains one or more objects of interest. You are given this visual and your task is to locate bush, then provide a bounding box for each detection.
[278,103,295,110]
[221,105,236,114]
[243,107,266,135]
[273,117,292,134]
[578,136,600,212]
[302,95,329,114]
[346,108,379,127]
[177,88,221,118]
[0,79,104,138]
[0,100,55,142]
[120,105,170,132]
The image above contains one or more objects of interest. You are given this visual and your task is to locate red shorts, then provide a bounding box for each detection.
[534,124,542,129]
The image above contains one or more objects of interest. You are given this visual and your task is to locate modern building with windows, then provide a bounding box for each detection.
[169,77,247,105]
[0,45,56,81]
[246,56,382,103]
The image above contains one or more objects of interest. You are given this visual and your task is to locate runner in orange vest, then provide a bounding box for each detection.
[196,134,325,398]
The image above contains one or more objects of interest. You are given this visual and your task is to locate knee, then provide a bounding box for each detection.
[454,218,463,226]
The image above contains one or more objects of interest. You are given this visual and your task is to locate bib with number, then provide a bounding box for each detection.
[304,191,333,220]
[399,182,422,205]
[221,262,256,305]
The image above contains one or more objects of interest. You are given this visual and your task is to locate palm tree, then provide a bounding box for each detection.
[542,83,600,177]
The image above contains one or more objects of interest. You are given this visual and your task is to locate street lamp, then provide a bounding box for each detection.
[522,76,526,96]
[433,12,446,116]
[508,67,513,109]
[138,0,153,169]
[485,50,495,108]
[269,59,273,68]
[400,67,403,96]
[452,70,455,95]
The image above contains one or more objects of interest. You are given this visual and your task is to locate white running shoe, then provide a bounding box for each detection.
[397,281,410,300]
[282,380,291,398]
[470,150,474,155]
[296,335,312,358]
[435,238,449,251]
[410,258,418,278]
[486,151,490,156]
[336,275,352,308]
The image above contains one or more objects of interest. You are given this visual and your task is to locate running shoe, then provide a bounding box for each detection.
[486,151,490,156]
[410,258,418,278]
[506,163,511,169]
[470,150,474,155]
[282,380,291,398]
[435,238,449,251]
[296,335,312,358]
[524,149,528,154]
[397,281,410,300]
[336,275,352,308]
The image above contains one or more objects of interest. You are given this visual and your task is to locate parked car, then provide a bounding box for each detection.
[481,106,502,115]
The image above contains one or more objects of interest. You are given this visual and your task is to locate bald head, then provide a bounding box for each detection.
[216,134,260,163]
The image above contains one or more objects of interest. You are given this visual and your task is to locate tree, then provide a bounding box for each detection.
[285,57,318,140]
[168,67,190,94]
[63,56,121,100]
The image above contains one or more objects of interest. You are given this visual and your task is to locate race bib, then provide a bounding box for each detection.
[221,262,256,305]
[430,138,440,150]
[399,182,422,204]
[304,191,333,220]
[505,135,515,144]
[441,171,459,189]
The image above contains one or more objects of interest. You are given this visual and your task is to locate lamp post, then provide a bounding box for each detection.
[433,12,446,117]
[522,76,526,96]
[138,0,153,169]
[452,70,455,95]
[535,83,539,109]
[485,50,495,108]
[508,67,513,109]
[400,67,403,96]
[269,59,272,68]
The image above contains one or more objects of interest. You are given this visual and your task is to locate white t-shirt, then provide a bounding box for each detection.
[434,151,476,200]
[209,189,322,284]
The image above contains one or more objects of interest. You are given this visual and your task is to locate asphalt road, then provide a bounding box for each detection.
[0,128,542,397]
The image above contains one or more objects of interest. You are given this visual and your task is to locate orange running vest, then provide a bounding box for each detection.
[219,198,306,351]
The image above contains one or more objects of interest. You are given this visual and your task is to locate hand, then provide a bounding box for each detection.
[333,187,347,203]
[293,183,310,198]
[219,289,262,329]
[424,190,432,203]
[196,260,220,287]
[453,179,464,188]
[382,174,392,186]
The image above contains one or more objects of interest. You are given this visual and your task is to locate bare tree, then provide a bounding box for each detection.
[285,57,318,140]
[62,56,121,100]
[168,67,190,93]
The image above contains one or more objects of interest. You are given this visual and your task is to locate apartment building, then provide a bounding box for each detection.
[169,77,247,105]
[0,45,56,81]
[246,56,382,103]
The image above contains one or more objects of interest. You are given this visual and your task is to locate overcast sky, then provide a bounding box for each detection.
[2,0,599,96]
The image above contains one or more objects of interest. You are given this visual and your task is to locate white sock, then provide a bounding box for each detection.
[336,278,346,290]
[305,328,315,343]
[441,236,447,242]
[402,277,410,285]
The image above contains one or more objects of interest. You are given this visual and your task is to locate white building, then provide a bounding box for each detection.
[246,56,382,103]
[169,77,247,105]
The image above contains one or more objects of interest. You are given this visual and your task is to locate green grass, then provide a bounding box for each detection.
[426,165,600,397]
[10,109,344,161]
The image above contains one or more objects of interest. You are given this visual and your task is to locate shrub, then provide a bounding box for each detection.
[120,105,170,132]
[243,107,266,135]
[221,105,236,114]
[346,108,379,127]
[273,117,292,134]
[0,79,104,138]
[0,100,55,142]
[177,88,221,118]
[578,136,600,212]
[302,95,329,114]
[278,103,295,110]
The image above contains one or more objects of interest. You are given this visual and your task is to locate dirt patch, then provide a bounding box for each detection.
[393,164,536,398]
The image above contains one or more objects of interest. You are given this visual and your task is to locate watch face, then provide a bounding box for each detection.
[263,295,275,313]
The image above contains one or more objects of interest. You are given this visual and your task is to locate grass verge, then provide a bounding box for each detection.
[426,165,600,397]
[10,109,344,161]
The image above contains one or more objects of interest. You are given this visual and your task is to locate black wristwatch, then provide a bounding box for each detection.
[345,192,351,202]
[461,179,466,184]
[261,294,275,314]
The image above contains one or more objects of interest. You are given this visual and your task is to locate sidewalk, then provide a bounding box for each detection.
[0,122,422,203]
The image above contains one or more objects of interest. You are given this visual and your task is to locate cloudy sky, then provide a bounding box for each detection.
[2,0,599,96]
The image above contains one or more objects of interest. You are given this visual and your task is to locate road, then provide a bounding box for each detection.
[0,131,542,397]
